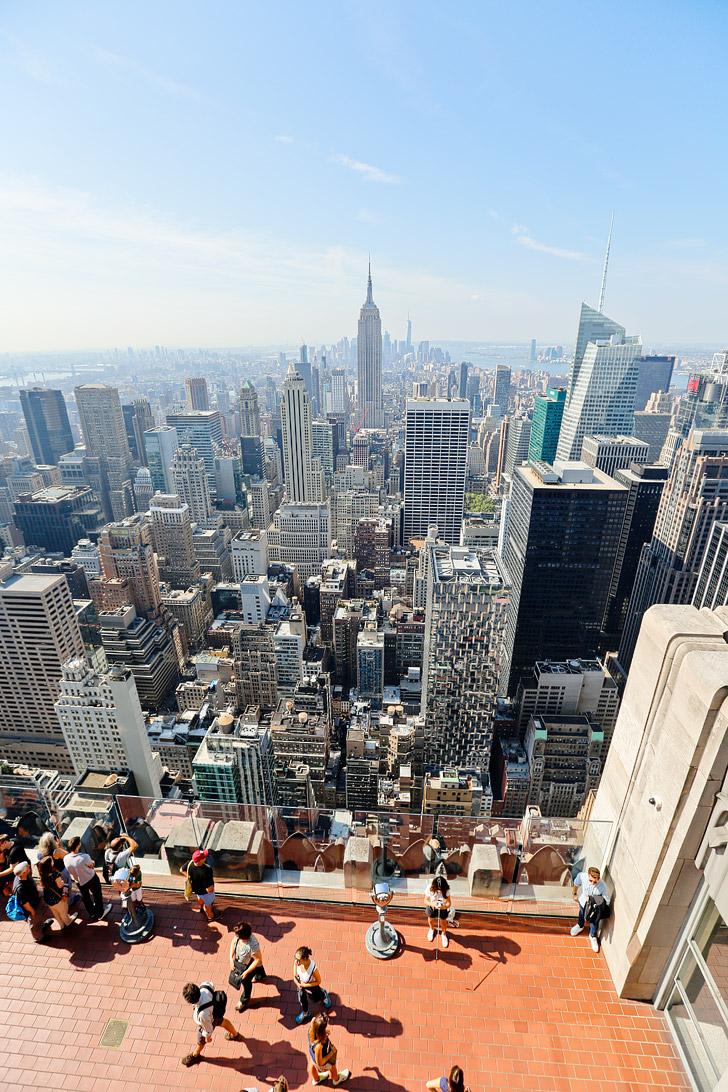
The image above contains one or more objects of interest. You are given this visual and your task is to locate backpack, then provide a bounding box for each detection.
[198,989,228,1021]
[102,850,115,885]
[5,893,26,921]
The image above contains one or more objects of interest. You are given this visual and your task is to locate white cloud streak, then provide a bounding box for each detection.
[332,153,403,184]
[511,223,589,261]
[88,44,211,103]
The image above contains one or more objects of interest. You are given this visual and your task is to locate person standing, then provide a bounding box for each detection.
[64,836,111,922]
[424,874,452,947]
[229,921,266,1012]
[426,1064,470,1092]
[571,865,610,953]
[182,849,218,921]
[307,1013,350,1086]
[181,981,240,1066]
[11,862,54,942]
[37,855,78,929]
[37,832,80,908]
[293,945,332,1024]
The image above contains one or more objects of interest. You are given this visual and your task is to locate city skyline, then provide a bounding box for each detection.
[0,2,727,351]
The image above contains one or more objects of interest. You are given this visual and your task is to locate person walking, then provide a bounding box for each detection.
[426,1064,470,1092]
[293,945,332,1024]
[181,981,241,1066]
[229,921,266,1012]
[64,836,111,922]
[571,865,610,953]
[37,855,78,929]
[307,1013,350,1086]
[182,848,218,921]
[424,874,452,947]
[11,861,54,942]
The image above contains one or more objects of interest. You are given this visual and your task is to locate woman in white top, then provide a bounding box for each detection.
[293,945,331,1025]
[425,874,452,947]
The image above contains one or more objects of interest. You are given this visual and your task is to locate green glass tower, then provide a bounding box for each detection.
[528,386,566,464]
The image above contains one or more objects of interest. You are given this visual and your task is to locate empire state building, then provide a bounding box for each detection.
[357,263,383,429]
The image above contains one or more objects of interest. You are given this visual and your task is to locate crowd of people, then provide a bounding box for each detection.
[2,811,612,1090]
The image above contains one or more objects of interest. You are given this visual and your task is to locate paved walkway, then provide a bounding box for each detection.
[0,892,690,1092]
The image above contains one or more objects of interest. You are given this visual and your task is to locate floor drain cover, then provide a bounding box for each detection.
[99,1019,129,1049]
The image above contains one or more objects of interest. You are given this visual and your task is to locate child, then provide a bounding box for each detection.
[293,945,332,1024]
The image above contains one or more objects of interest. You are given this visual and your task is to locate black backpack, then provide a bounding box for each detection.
[199,989,227,1021]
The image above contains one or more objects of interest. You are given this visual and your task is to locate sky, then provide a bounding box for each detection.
[0,1,727,352]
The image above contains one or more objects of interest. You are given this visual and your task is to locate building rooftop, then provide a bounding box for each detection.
[0,890,689,1092]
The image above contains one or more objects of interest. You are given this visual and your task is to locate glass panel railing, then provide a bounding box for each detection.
[37,791,612,919]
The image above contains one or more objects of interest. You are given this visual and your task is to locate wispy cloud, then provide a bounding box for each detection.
[0,29,55,83]
[88,44,211,103]
[274,135,295,144]
[511,223,589,261]
[333,153,403,185]
[356,208,384,225]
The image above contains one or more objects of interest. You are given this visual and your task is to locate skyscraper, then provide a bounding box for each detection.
[149,493,201,587]
[459,362,469,399]
[171,446,213,524]
[357,264,383,429]
[239,380,261,437]
[280,363,325,503]
[55,659,162,797]
[403,397,470,545]
[164,409,223,498]
[143,425,179,493]
[19,388,74,466]
[634,355,675,412]
[617,430,728,677]
[528,387,566,464]
[501,460,628,695]
[98,515,163,621]
[580,435,650,478]
[494,364,511,414]
[503,416,532,480]
[0,573,86,773]
[123,399,154,464]
[185,377,210,412]
[13,485,104,556]
[555,305,641,462]
[75,383,134,520]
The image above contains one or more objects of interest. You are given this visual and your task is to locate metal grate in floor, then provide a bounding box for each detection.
[98,1018,129,1049]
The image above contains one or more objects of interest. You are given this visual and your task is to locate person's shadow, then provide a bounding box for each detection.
[353,1064,411,1091]
[278,993,403,1038]
[455,933,522,991]
[203,1036,308,1083]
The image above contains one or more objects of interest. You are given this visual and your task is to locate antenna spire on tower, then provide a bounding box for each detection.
[598,211,615,313]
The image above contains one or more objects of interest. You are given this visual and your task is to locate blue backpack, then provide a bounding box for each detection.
[6,894,26,921]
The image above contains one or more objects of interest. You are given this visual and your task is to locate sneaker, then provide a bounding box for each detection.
[296,1011,311,1025]
[323,991,332,1009]
[312,1073,328,1086]
[441,934,449,948]
[333,1070,351,1086]
[590,936,599,953]
[100,904,112,919]
[235,1001,248,1013]
[427,928,435,942]
[181,1054,201,1067]
[570,924,583,937]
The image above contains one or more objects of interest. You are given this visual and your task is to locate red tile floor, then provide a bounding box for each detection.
[0,891,690,1092]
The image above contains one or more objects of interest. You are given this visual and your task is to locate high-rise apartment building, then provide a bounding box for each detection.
[55,659,161,797]
[403,397,470,545]
[556,306,642,462]
[501,461,627,695]
[19,388,74,466]
[239,380,261,437]
[357,264,384,429]
[280,363,325,503]
[99,605,180,710]
[231,529,268,579]
[228,622,278,710]
[617,430,728,677]
[193,711,274,804]
[74,383,134,520]
[143,425,179,494]
[0,574,86,773]
[422,544,509,768]
[528,387,566,465]
[164,410,223,497]
[98,515,162,621]
[357,624,384,710]
[171,445,213,524]
[149,493,201,587]
[268,502,331,581]
[185,377,210,412]
[580,434,650,478]
[493,364,511,414]
[515,658,620,752]
[524,713,603,818]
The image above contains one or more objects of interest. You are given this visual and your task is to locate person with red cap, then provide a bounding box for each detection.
[181,848,218,921]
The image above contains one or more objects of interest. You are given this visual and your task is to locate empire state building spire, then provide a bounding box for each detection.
[357,262,383,428]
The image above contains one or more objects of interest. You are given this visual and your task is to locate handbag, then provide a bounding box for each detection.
[184,864,193,902]
[228,964,244,990]
[6,894,26,921]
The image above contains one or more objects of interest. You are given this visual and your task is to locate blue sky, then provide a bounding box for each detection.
[0,1,726,351]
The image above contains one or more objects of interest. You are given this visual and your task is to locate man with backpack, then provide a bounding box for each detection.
[181,981,241,1066]
[571,865,611,953]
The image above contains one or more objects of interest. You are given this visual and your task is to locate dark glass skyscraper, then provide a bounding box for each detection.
[19,388,74,466]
